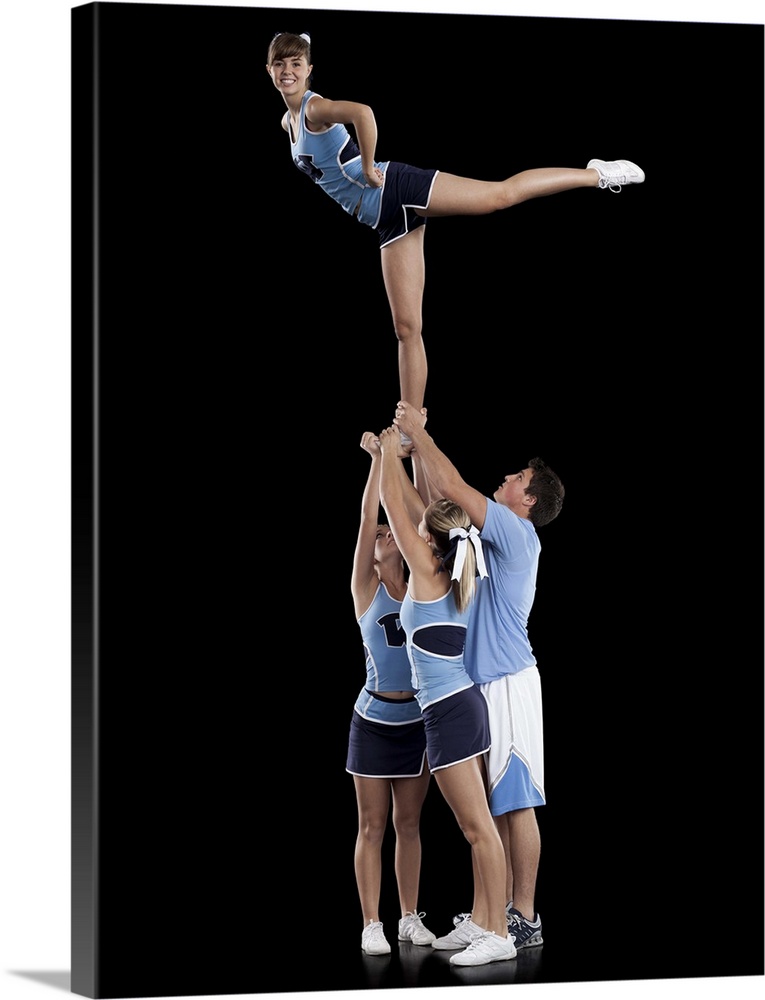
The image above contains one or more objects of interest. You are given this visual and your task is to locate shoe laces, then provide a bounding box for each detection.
[600,176,623,193]
[403,910,426,926]
[453,911,472,926]
[506,911,524,930]
[508,911,536,941]
[461,931,498,956]
[451,919,477,941]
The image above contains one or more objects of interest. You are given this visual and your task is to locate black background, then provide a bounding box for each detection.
[72,3,764,998]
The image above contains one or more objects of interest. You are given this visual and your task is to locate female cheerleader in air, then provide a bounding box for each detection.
[266,31,644,414]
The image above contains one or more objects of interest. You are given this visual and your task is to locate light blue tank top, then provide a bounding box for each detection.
[288,90,387,228]
[354,583,421,725]
[400,589,474,710]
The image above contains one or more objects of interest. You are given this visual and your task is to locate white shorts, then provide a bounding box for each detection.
[479,667,545,815]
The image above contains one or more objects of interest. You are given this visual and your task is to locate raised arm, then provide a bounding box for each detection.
[378,427,441,598]
[410,419,442,509]
[388,434,432,532]
[350,432,385,619]
[394,402,489,529]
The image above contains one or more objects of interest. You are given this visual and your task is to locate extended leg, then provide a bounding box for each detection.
[425,167,600,216]
[380,226,427,411]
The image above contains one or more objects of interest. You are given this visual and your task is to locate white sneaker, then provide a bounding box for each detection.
[432,917,483,950]
[361,920,391,955]
[374,433,413,450]
[449,930,517,966]
[587,158,645,192]
[398,911,436,945]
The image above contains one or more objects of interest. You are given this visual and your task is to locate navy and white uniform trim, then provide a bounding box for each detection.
[400,589,473,710]
[353,582,421,725]
[287,91,387,228]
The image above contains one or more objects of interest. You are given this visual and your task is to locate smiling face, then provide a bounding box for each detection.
[266,52,312,97]
[493,468,537,517]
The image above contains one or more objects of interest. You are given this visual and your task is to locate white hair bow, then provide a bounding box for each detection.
[448,525,488,581]
[272,32,311,43]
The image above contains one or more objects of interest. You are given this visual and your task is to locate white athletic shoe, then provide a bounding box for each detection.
[361,920,391,956]
[432,917,483,950]
[506,907,544,949]
[449,930,517,966]
[398,911,436,945]
[373,433,412,449]
[587,158,645,192]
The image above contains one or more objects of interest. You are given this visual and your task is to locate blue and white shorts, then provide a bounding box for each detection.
[480,666,546,815]
[376,162,439,249]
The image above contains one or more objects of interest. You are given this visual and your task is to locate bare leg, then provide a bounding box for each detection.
[380,226,427,410]
[503,807,540,920]
[423,167,600,217]
[353,776,391,925]
[435,756,508,938]
[390,771,431,916]
[477,754,513,908]
[494,813,515,906]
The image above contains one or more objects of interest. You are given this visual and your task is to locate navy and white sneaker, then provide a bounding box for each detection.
[506,908,543,949]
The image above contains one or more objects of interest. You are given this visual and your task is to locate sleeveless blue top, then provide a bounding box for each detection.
[400,589,474,710]
[287,90,388,228]
[354,583,421,724]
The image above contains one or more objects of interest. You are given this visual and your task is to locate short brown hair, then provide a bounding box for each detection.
[526,457,565,527]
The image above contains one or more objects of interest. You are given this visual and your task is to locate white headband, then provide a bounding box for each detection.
[272,32,311,43]
[447,526,488,582]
